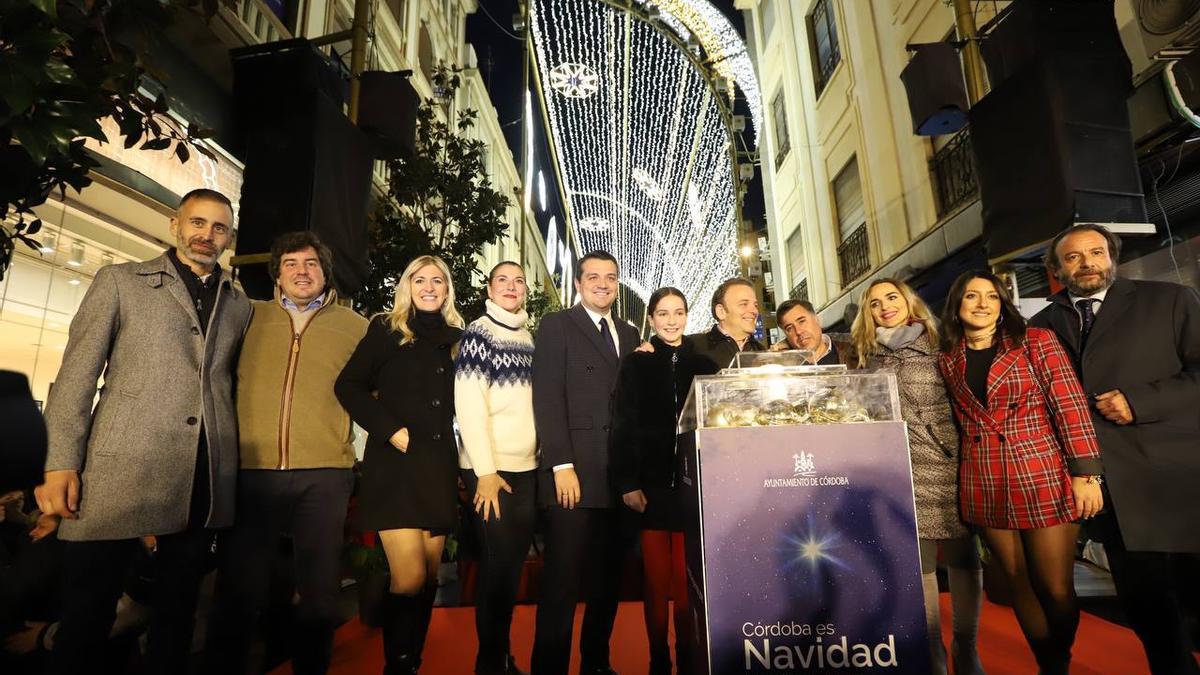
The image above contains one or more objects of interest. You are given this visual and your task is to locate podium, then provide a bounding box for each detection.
[677,353,931,673]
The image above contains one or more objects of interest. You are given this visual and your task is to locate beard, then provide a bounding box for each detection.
[178,235,219,266]
[1059,264,1114,296]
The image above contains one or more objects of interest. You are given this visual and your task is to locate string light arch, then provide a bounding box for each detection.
[529,0,760,332]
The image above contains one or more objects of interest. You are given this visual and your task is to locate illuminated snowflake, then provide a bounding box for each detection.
[632,167,666,201]
[549,62,600,99]
[579,216,612,232]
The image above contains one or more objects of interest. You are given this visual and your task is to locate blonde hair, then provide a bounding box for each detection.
[850,277,939,367]
[382,255,465,344]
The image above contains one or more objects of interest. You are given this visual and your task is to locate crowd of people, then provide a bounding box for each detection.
[2,186,1197,675]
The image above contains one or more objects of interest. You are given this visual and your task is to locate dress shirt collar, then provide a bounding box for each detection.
[281,292,326,313]
[1069,287,1108,312]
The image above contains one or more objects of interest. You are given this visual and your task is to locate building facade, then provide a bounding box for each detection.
[738,0,1199,330]
[0,0,551,403]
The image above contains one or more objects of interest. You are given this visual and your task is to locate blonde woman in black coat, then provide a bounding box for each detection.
[335,255,464,675]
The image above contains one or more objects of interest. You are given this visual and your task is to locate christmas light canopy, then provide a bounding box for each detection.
[634,0,762,144]
[531,0,748,331]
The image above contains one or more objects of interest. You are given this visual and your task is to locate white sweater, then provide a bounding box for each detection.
[454,299,537,475]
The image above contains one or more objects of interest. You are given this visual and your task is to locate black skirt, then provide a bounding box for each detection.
[358,436,460,534]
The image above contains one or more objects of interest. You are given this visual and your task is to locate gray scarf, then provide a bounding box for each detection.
[875,323,926,351]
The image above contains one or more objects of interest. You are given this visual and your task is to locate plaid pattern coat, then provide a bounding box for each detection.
[938,327,1103,529]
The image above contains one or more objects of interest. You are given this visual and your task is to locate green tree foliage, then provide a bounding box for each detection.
[353,67,513,322]
[0,0,219,281]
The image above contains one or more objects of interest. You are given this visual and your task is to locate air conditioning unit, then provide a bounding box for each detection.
[1138,0,1200,59]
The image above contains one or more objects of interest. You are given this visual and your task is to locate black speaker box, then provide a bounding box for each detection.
[230,38,345,155]
[970,53,1146,260]
[900,42,970,136]
[358,70,421,159]
[981,0,1129,90]
[236,93,373,299]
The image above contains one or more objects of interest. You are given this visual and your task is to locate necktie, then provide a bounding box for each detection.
[1075,299,1097,342]
[598,317,617,357]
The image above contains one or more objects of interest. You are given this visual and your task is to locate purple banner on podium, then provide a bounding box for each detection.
[683,422,930,673]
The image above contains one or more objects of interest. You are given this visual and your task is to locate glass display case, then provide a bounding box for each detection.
[678,368,901,432]
[729,349,832,370]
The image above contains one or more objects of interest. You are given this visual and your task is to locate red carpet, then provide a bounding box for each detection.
[269,595,1170,674]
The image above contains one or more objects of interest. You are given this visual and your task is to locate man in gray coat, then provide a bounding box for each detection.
[36,188,252,675]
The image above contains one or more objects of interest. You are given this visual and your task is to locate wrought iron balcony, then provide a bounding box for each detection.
[931,128,979,218]
[790,278,809,302]
[229,0,291,44]
[837,223,870,287]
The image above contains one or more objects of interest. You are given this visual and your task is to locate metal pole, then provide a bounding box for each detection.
[952,0,988,105]
[521,0,531,272]
[347,0,371,123]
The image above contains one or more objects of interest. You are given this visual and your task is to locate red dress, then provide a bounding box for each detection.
[938,328,1102,529]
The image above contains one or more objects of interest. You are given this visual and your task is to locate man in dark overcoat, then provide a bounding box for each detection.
[1031,223,1200,674]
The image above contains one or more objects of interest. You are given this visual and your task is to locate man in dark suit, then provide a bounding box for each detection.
[1030,223,1200,674]
[531,250,639,675]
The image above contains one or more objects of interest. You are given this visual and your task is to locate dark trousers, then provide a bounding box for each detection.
[204,468,353,675]
[49,527,214,675]
[1094,508,1200,675]
[532,505,626,675]
[462,469,537,672]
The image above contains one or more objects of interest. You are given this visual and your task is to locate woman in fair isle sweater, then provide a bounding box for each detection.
[454,261,537,675]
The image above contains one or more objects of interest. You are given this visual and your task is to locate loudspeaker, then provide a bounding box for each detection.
[358,70,421,159]
[970,53,1146,261]
[235,94,373,300]
[231,39,345,155]
[231,37,372,299]
[981,0,1128,90]
[1136,0,1200,60]
[900,42,969,136]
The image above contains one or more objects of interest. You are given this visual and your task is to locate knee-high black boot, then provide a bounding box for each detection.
[412,584,437,667]
[381,592,422,675]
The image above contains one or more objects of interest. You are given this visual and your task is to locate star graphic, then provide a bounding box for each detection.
[779,516,851,577]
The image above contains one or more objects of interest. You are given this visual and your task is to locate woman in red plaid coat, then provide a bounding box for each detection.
[938,270,1104,675]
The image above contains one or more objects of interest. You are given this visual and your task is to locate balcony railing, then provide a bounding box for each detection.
[837,223,870,287]
[931,128,978,218]
[229,0,290,44]
[790,278,809,302]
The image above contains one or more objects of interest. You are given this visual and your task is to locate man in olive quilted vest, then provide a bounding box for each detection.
[204,231,367,675]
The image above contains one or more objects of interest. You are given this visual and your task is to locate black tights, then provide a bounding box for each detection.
[982,523,1080,675]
